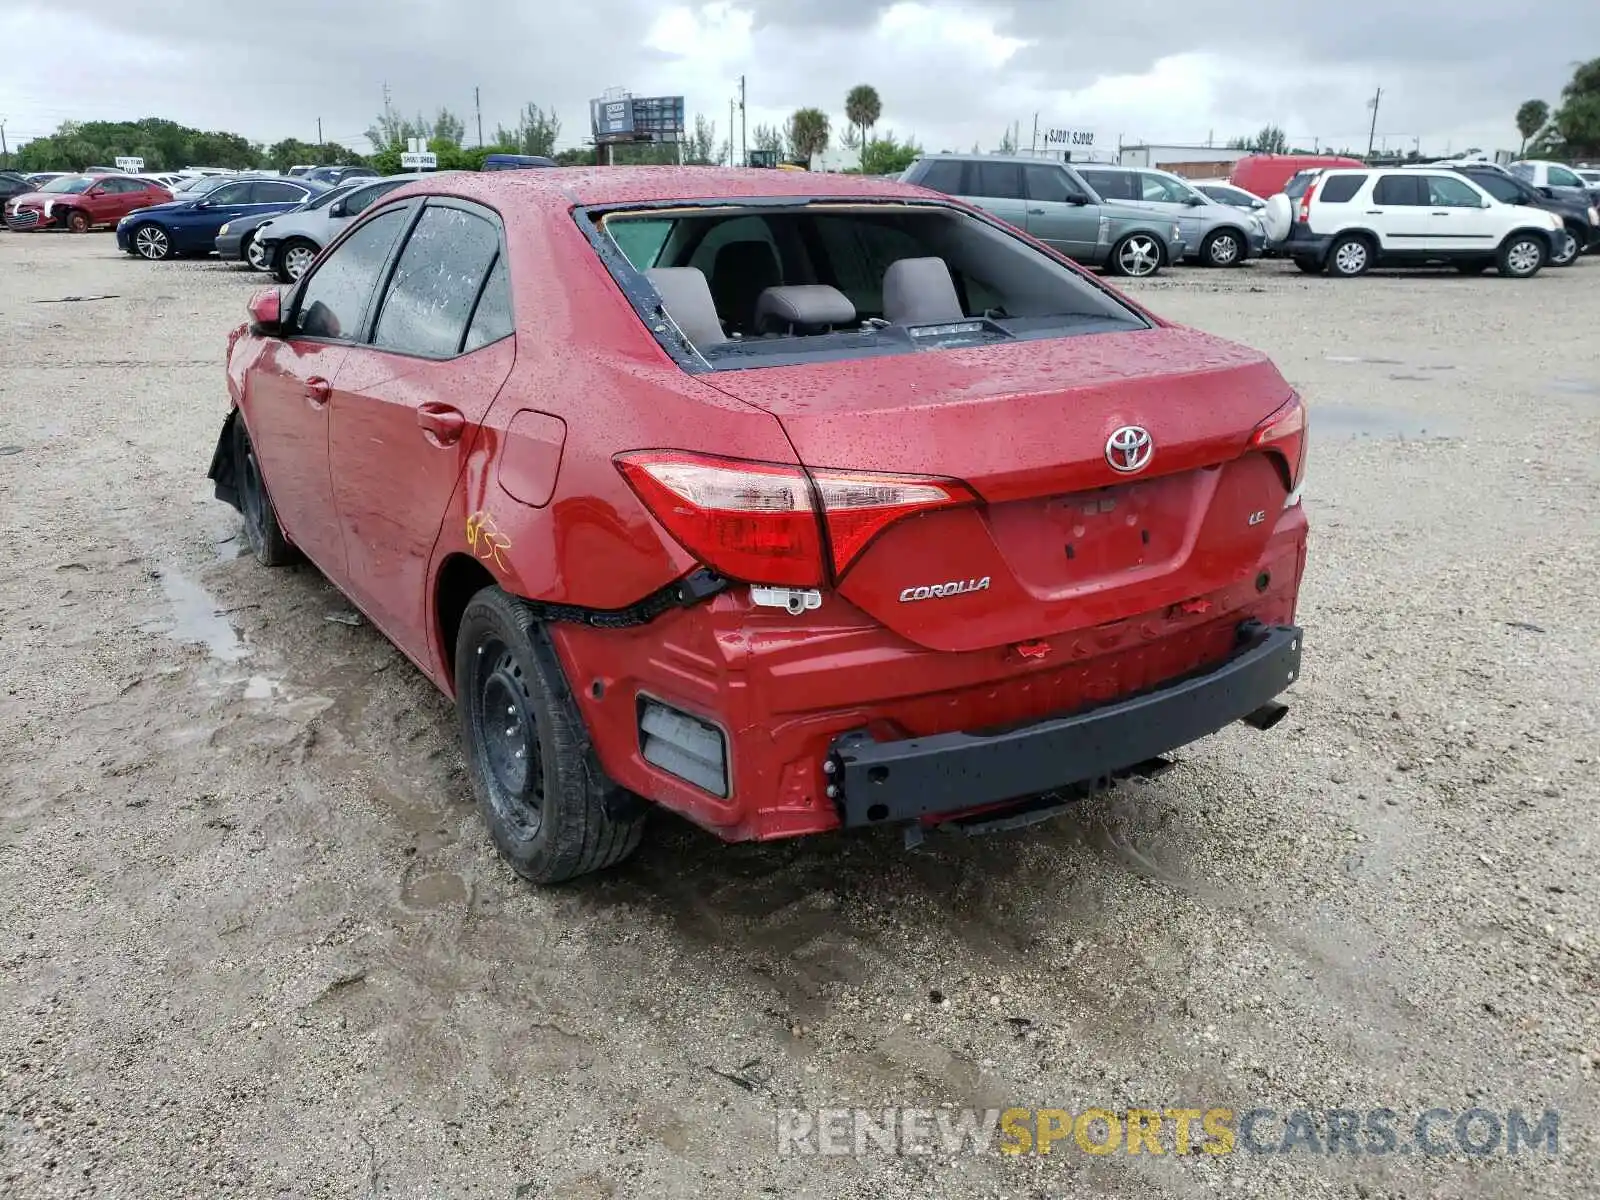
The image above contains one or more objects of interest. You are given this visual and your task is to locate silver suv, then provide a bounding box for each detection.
[1076,166,1267,267]
[902,154,1184,277]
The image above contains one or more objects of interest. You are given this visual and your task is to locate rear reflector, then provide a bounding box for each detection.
[639,698,729,797]
[615,450,976,584]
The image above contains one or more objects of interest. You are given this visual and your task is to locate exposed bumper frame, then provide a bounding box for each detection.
[828,621,1302,828]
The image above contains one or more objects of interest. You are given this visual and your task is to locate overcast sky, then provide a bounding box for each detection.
[2,1,1595,161]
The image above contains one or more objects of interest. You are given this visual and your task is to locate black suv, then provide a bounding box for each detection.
[1448,164,1598,266]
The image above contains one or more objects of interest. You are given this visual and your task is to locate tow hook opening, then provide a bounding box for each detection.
[1242,701,1289,731]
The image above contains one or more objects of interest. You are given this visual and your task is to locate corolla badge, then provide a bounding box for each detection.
[1105,425,1153,474]
[899,577,991,603]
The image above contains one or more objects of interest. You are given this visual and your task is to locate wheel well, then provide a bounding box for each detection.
[1503,228,1555,250]
[435,553,499,683]
[1333,228,1377,248]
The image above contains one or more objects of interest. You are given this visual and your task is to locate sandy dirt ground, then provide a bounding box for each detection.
[1,231,1597,1200]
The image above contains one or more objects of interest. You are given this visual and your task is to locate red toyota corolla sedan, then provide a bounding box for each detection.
[2,173,171,231]
[208,168,1308,883]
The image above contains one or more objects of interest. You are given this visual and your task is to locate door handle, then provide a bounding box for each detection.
[1431,211,1451,216]
[1027,206,1045,214]
[416,404,465,447]
[1365,210,1384,215]
[305,376,332,406]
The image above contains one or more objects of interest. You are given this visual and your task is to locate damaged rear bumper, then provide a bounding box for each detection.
[827,620,1302,828]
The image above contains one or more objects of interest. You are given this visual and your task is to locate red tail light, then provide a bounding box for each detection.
[1249,394,1308,503]
[615,451,977,585]
[1296,180,1317,224]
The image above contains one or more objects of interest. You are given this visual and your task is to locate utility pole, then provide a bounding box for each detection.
[475,87,483,148]
[1365,86,1382,159]
[0,120,8,170]
[316,117,323,144]
[729,98,735,166]
[1030,112,1038,155]
[739,75,747,168]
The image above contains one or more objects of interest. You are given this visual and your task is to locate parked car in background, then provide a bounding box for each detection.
[1576,168,1600,190]
[1076,165,1266,266]
[903,154,1184,277]
[1408,161,1599,266]
[115,176,326,260]
[215,180,368,269]
[483,153,558,170]
[1230,154,1365,200]
[1509,160,1596,205]
[255,173,424,281]
[0,172,33,204]
[286,165,317,177]
[207,167,1307,883]
[1268,168,1564,277]
[304,165,380,186]
[23,172,67,189]
[138,172,187,191]
[1192,179,1266,211]
[173,174,238,195]
[4,173,172,232]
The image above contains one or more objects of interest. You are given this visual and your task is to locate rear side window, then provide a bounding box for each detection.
[463,257,514,351]
[1079,169,1135,200]
[1470,172,1522,203]
[372,205,502,357]
[971,162,1022,200]
[251,181,305,204]
[1548,165,1583,188]
[1317,175,1363,204]
[292,207,409,341]
[1373,175,1425,205]
[1509,163,1534,182]
[913,160,966,194]
[345,181,402,215]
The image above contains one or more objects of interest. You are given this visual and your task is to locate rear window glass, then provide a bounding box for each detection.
[1317,175,1363,204]
[592,201,1148,371]
[1079,170,1134,200]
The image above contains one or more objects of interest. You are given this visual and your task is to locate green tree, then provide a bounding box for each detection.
[1250,124,1288,154]
[844,83,882,169]
[1545,60,1600,156]
[997,124,1017,154]
[751,123,787,160]
[1515,99,1549,154]
[859,132,921,176]
[684,113,718,165]
[786,107,830,165]
[13,116,263,172]
[432,108,466,146]
[494,103,561,158]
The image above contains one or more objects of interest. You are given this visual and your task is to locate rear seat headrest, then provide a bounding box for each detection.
[882,257,964,325]
[644,267,725,350]
[753,285,856,335]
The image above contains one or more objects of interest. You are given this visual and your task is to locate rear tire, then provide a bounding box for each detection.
[1327,234,1373,277]
[1105,232,1163,277]
[1200,229,1243,267]
[1549,227,1580,267]
[232,413,295,567]
[65,209,91,233]
[1496,233,1546,278]
[456,587,645,885]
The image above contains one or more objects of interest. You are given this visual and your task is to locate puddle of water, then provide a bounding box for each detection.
[1312,406,1456,440]
[1325,355,1403,365]
[243,675,278,700]
[1546,378,1597,395]
[153,570,250,663]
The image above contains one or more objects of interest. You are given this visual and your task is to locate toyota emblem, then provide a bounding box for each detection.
[1105,425,1153,474]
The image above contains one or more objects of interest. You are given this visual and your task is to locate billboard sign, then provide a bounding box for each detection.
[591,94,685,144]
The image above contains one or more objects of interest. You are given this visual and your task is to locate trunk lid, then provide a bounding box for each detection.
[703,326,1296,653]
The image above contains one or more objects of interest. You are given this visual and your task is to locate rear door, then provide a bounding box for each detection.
[325,200,516,654]
[1021,163,1098,260]
[250,179,311,215]
[243,204,413,578]
[963,161,1027,230]
[1369,174,1431,249]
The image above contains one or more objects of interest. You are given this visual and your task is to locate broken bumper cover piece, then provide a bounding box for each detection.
[828,621,1303,827]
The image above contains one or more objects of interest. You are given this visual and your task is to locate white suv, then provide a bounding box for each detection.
[1266,168,1565,278]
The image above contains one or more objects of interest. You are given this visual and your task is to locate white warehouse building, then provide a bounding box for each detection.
[1117,144,1246,179]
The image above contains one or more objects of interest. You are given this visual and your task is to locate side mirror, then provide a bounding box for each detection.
[247,287,283,334]
[1185,194,1207,206]
[1538,186,1555,198]
[1065,193,1089,206]
[329,199,347,218]
[1483,198,1494,209]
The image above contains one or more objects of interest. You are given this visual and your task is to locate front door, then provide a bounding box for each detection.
[180,180,256,251]
[242,204,414,578]
[1022,164,1098,261]
[326,201,515,659]
[1419,174,1500,253]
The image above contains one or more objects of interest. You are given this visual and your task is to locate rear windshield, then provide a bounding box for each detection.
[585,201,1149,371]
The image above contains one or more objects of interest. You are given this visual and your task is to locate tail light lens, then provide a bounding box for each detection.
[1296,181,1316,224]
[615,451,977,585]
[1250,394,1308,505]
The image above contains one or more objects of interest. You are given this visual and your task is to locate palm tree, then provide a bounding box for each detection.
[845,84,882,171]
[787,108,830,166]
[1515,99,1549,155]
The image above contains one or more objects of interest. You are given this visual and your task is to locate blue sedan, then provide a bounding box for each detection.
[116,177,328,260]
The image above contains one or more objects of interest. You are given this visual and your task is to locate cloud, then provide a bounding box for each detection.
[1,0,1594,160]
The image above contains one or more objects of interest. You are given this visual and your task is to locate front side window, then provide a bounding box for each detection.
[1426,176,1483,207]
[1547,165,1583,188]
[206,182,253,206]
[291,207,409,342]
[1138,173,1193,204]
[1470,172,1522,203]
[371,205,501,357]
[1509,163,1534,182]
[344,181,404,216]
